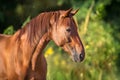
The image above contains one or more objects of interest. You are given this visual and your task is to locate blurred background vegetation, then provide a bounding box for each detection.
[0,0,120,80]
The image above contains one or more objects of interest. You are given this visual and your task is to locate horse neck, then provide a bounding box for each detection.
[11,28,50,75]
[26,18,51,70]
[14,14,51,69]
[26,13,51,47]
[16,14,48,47]
[31,32,50,70]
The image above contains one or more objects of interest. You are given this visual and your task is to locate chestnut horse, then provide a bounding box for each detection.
[0,8,85,80]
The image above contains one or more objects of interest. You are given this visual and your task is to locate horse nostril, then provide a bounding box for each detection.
[79,53,84,61]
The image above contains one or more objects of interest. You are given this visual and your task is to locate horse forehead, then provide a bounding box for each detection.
[61,18,73,26]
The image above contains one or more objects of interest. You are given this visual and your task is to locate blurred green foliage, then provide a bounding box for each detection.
[3,25,15,35]
[1,0,120,80]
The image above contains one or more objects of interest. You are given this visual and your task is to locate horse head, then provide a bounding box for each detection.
[50,8,85,62]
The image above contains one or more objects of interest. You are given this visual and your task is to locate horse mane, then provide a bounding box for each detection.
[17,10,60,45]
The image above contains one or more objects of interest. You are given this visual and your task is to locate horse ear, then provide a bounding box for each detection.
[61,8,79,17]
[70,9,79,16]
[62,8,73,17]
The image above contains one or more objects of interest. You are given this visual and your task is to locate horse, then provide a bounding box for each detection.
[0,8,85,80]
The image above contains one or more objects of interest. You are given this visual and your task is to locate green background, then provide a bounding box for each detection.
[0,0,120,80]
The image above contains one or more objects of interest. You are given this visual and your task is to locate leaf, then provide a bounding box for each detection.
[3,25,15,35]
[22,16,31,28]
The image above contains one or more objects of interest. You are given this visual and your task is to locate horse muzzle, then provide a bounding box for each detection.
[71,51,85,62]
[62,43,85,62]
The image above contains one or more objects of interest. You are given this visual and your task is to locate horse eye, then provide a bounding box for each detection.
[66,28,71,32]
